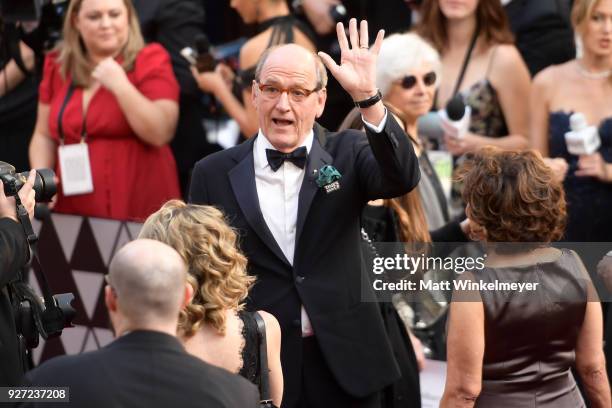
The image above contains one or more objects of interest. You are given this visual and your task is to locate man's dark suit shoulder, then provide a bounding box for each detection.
[193,142,242,172]
[23,335,258,408]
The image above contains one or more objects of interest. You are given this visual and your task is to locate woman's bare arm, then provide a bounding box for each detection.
[29,103,57,169]
[440,286,484,408]
[259,310,284,407]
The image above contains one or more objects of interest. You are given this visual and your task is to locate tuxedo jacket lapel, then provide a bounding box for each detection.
[296,123,333,247]
[229,138,291,266]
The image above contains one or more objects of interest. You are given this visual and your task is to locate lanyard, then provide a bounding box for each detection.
[57,83,89,145]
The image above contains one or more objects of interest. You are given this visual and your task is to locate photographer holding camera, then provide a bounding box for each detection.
[191,0,316,139]
[0,169,36,386]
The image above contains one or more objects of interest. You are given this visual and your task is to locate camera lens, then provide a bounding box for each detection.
[14,168,56,202]
[33,168,56,202]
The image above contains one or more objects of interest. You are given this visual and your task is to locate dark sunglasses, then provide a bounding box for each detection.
[399,71,437,89]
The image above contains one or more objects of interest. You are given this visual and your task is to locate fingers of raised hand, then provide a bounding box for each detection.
[340,19,378,52]
[336,22,349,53]
[371,29,385,55]
[359,20,368,49]
[348,18,359,50]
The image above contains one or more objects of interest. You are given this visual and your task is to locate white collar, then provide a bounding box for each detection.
[254,129,314,170]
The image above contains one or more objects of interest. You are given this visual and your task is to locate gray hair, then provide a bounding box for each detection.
[254,44,328,89]
[376,33,441,96]
[108,239,187,325]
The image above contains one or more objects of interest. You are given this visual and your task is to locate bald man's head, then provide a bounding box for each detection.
[108,239,187,325]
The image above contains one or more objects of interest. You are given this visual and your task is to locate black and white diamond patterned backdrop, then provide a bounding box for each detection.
[28,214,142,365]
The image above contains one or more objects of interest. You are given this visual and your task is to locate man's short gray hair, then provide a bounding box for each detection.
[108,239,187,325]
[254,44,328,89]
[376,33,441,96]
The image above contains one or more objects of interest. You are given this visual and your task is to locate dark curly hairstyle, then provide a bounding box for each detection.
[456,147,566,243]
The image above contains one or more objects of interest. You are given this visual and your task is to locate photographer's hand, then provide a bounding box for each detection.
[190,65,228,94]
[1,171,37,222]
[18,171,37,221]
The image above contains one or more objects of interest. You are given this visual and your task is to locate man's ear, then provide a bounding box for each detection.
[315,88,327,118]
[105,285,118,313]
[182,283,194,309]
[251,80,259,110]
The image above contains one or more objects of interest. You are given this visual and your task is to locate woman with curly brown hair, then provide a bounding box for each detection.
[139,200,283,407]
[441,147,611,407]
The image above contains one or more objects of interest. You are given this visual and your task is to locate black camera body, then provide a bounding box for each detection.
[12,281,76,348]
[0,161,75,351]
[0,0,69,53]
[0,161,56,202]
[180,34,216,73]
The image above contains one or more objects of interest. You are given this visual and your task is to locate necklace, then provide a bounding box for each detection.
[576,61,612,80]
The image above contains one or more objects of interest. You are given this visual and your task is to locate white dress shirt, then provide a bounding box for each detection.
[253,112,388,337]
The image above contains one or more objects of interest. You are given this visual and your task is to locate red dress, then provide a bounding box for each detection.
[39,43,181,222]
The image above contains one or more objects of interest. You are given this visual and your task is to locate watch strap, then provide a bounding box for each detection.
[354,90,382,108]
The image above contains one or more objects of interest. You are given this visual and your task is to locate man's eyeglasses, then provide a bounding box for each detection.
[257,82,321,103]
[398,71,437,90]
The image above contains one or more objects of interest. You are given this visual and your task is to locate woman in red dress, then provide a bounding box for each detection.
[29,0,180,222]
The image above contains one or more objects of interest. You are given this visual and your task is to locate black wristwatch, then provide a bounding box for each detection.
[354,90,382,108]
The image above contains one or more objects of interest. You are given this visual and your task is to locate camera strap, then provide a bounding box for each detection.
[12,188,57,310]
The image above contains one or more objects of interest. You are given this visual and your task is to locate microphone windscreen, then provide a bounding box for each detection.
[446,94,466,121]
[194,34,210,54]
[418,112,444,143]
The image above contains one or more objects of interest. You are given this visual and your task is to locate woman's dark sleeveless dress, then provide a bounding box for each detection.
[473,249,588,407]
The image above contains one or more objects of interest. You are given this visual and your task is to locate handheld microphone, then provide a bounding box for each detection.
[418,112,444,144]
[564,112,601,156]
[446,94,466,122]
[438,94,471,139]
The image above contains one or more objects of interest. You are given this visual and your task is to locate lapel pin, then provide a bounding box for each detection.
[316,165,342,194]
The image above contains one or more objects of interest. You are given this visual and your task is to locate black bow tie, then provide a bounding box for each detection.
[265,147,307,171]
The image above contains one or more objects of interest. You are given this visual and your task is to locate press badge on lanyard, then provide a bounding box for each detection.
[57,84,94,196]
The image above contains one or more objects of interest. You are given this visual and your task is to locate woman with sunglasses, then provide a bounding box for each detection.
[339,32,471,408]
[341,32,469,237]
[416,0,531,156]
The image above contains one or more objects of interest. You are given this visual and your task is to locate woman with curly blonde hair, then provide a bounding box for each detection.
[139,200,283,406]
[442,147,610,407]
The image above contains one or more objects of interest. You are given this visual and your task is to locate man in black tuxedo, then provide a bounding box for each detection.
[189,19,420,407]
[20,239,259,408]
[0,171,36,386]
